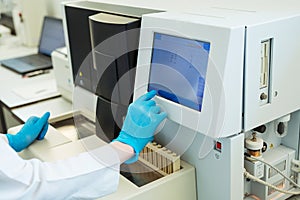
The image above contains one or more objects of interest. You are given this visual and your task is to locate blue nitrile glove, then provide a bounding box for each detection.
[6,112,50,152]
[114,90,167,163]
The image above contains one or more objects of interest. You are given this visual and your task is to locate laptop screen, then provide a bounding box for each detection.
[38,16,65,56]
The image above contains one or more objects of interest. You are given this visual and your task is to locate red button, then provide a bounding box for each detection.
[216,141,222,151]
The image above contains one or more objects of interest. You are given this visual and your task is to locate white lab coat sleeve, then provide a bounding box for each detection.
[0,135,120,200]
[0,133,8,143]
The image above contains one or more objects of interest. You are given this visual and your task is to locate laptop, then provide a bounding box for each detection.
[0,16,65,75]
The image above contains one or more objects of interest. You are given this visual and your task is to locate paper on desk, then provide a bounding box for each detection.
[12,79,59,100]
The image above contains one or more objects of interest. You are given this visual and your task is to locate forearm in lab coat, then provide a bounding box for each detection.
[0,135,120,200]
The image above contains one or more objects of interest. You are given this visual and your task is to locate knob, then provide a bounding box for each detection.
[277,122,285,135]
[260,93,268,100]
[253,125,267,133]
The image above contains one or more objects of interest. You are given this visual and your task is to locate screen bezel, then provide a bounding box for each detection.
[134,28,215,135]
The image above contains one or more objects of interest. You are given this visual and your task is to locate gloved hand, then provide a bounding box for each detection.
[114,90,167,163]
[6,112,50,152]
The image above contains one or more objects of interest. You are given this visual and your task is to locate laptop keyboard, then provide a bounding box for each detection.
[18,55,51,67]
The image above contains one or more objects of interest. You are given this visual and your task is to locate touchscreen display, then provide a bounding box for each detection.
[148,32,210,111]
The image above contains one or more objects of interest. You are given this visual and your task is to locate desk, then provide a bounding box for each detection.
[0,30,72,132]
[0,71,60,108]
[11,97,73,123]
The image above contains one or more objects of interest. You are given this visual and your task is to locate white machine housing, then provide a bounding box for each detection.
[134,8,300,200]
[52,47,74,102]
[134,10,300,138]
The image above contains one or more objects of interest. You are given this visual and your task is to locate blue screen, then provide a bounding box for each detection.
[39,17,65,56]
[148,33,210,111]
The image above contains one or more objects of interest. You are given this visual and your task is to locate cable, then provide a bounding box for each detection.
[245,154,300,188]
[244,169,300,195]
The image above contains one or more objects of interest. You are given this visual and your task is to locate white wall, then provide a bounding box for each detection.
[11,0,75,46]
[46,0,75,18]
